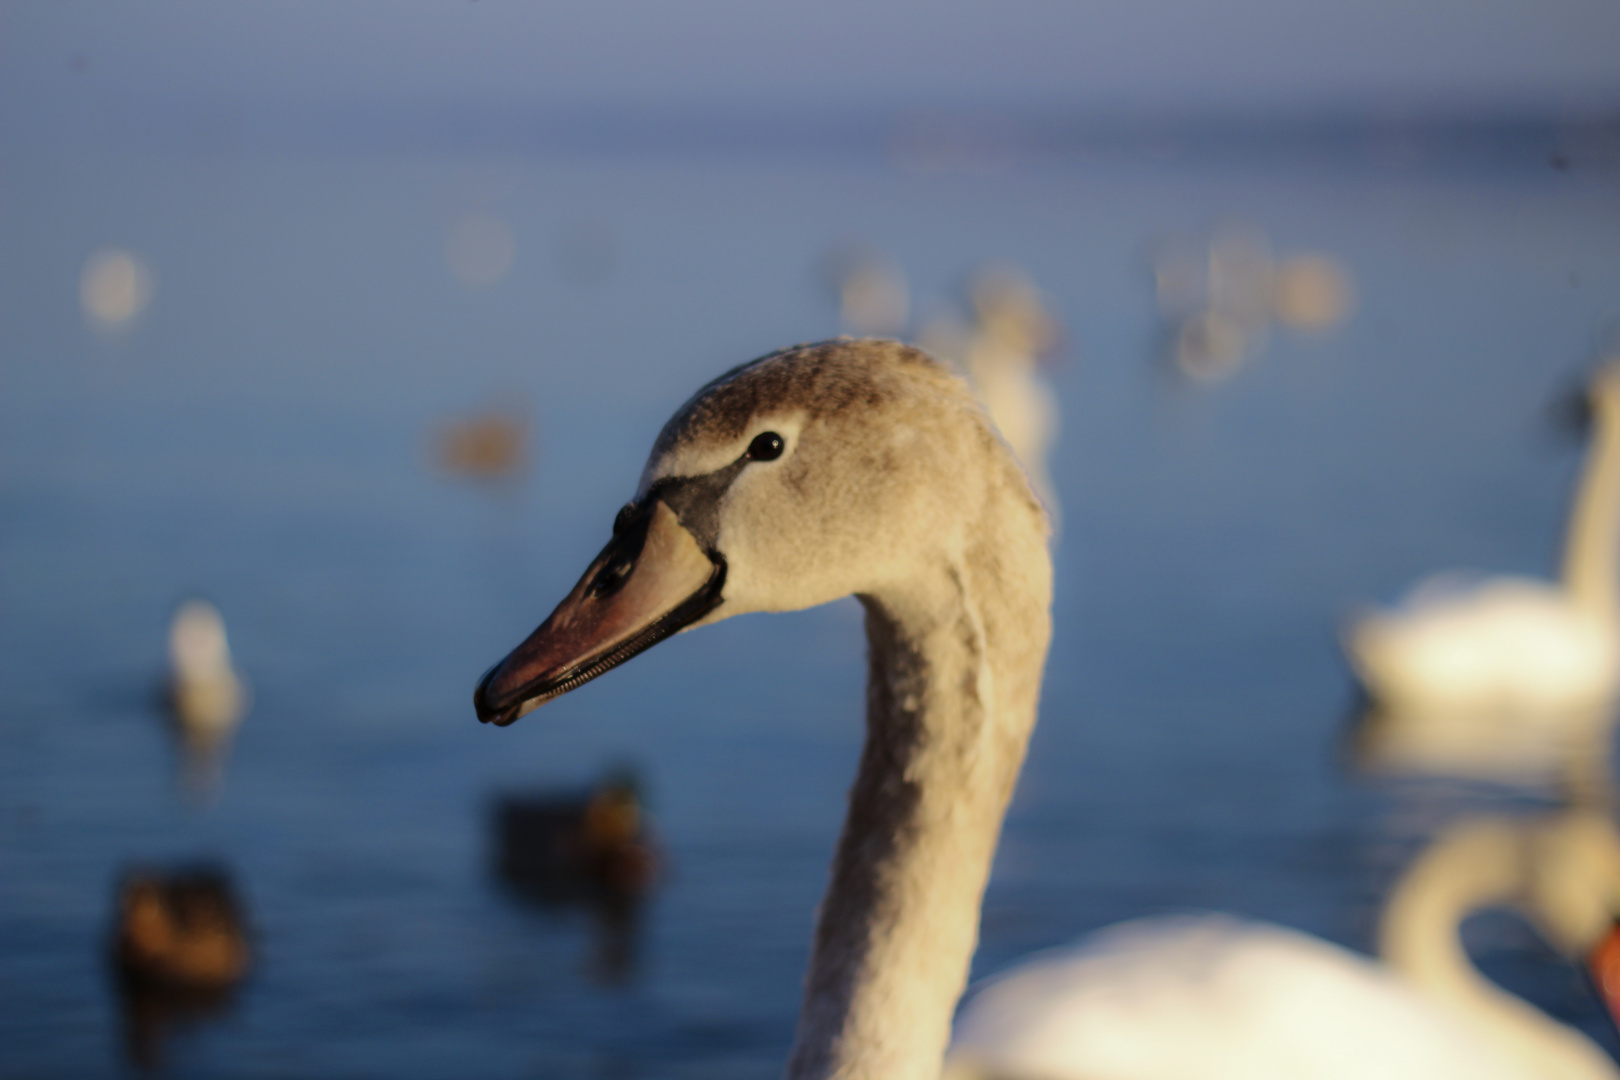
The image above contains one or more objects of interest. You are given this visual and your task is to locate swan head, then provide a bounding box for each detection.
[474,338,1033,726]
[1516,812,1620,1031]
[1524,812,1620,950]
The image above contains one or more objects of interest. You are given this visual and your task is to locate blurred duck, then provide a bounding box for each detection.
[1345,360,1620,795]
[945,811,1620,1080]
[435,408,529,480]
[1154,227,1275,381]
[492,770,660,903]
[111,865,252,1071]
[167,600,247,747]
[491,771,659,982]
[113,865,252,990]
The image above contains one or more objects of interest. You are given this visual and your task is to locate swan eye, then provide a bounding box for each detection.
[747,432,785,462]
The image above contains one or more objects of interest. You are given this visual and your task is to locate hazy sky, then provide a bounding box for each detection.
[3,0,1618,126]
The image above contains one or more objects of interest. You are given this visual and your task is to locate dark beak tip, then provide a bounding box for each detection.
[473,663,514,726]
[473,507,728,728]
[474,696,523,727]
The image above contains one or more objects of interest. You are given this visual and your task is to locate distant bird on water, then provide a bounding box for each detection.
[492,770,661,903]
[110,864,252,1070]
[920,263,1064,530]
[167,600,248,747]
[113,864,253,990]
[491,770,661,982]
[435,407,530,480]
[1153,225,1354,382]
[1345,358,1620,797]
[823,243,910,339]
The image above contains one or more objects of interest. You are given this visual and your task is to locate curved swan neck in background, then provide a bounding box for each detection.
[1379,820,1616,1080]
[1561,382,1620,626]
[785,524,1052,1080]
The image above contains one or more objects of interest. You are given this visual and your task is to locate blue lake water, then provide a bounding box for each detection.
[3,131,1620,1077]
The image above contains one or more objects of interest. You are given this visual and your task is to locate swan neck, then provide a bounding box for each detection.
[1561,396,1620,624]
[785,546,1051,1080]
[1380,821,1616,1079]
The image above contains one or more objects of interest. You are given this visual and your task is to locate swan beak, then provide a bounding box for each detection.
[473,500,726,726]
[1587,920,1620,1030]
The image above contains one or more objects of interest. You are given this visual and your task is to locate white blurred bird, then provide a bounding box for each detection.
[167,600,248,756]
[946,813,1620,1080]
[824,243,911,339]
[1345,360,1620,792]
[1153,226,1355,382]
[921,264,1064,530]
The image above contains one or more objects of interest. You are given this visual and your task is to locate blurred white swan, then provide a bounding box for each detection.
[921,264,1063,529]
[946,812,1620,1080]
[169,600,246,736]
[1153,226,1355,382]
[824,243,910,338]
[1344,361,1620,789]
[166,600,248,795]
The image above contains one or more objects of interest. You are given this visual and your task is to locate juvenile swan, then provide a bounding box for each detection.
[475,339,1052,1080]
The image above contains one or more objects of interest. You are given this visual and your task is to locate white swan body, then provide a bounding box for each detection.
[1346,362,1620,785]
[1350,578,1620,716]
[946,916,1515,1080]
[947,813,1620,1080]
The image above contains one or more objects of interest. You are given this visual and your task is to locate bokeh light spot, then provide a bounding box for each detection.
[1274,254,1356,330]
[80,248,156,331]
[446,214,516,288]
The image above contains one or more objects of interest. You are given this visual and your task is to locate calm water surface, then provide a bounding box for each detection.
[3,136,1620,1076]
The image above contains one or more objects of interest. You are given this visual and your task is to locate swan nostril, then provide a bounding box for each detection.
[589,553,635,598]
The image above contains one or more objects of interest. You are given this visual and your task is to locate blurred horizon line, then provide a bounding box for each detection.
[7,100,1619,174]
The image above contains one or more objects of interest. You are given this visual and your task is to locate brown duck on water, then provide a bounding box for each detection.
[113,865,251,990]
[109,863,252,1070]
[491,770,660,905]
[491,770,661,982]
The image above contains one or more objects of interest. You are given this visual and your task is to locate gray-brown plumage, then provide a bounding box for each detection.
[476,339,1052,1080]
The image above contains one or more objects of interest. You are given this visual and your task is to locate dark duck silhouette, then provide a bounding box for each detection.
[490,770,662,981]
[109,864,252,1070]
